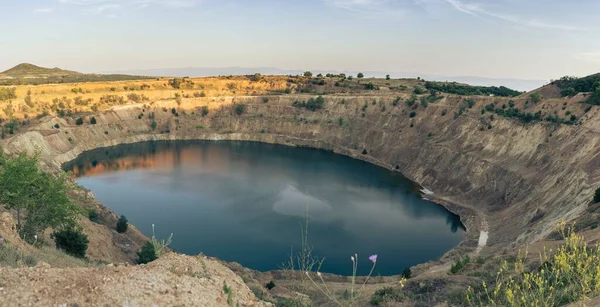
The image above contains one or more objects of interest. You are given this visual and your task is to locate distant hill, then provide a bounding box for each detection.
[0,63,80,78]
[106,67,546,91]
[0,63,151,85]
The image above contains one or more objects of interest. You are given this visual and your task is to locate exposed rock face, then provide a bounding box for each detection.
[0,253,271,306]
[3,94,598,256]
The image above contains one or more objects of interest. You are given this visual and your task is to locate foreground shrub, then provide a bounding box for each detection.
[54,228,89,258]
[137,241,157,264]
[467,224,600,306]
[116,215,128,233]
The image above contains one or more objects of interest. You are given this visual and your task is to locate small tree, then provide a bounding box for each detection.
[357,72,364,79]
[90,117,97,125]
[151,120,157,130]
[54,228,89,258]
[530,92,542,103]
[116,215,128,233]
[386,74,390,80]
[0,152,79,242]
[304,71,313,77]
[75,118,84,125]
[137,241,157,264]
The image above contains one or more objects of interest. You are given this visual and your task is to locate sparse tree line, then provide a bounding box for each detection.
[424,81,522,97]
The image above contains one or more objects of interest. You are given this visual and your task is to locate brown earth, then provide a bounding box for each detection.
[0,252,271,307]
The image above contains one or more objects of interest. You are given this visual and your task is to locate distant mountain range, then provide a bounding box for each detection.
[105,67,547,91]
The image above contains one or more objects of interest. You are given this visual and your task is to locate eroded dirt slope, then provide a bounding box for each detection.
[0,253,270,307]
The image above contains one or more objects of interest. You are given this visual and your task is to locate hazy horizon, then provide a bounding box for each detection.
[1,0,599,81]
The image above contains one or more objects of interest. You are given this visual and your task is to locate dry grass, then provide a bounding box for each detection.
[0,76,290,119]
[0,240,96,268]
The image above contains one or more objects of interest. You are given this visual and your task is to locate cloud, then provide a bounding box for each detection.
[59,0,202,15]
[443,0,586,31]
[322,0,408,16]
[34,8,55,13]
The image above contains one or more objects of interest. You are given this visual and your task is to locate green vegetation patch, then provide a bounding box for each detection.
[425,81,521,97]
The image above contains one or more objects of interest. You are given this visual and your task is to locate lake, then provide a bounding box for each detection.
[65,141,465,276]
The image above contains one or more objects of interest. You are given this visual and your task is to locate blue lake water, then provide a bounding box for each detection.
[65,141,465,276]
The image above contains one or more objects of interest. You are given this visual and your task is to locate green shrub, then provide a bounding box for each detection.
[116,215,128,233]
[370,287,404,306]
[137,241,157,264]
[413,87,426,94]
[357,72,364,78]
[88,211,99,223]
[151,120,157,130]
[450,255,470,274]
[364,82,378,90]
[530,92,542,103]
[75,118,84,125]
[593,188,600,203]
[234,104,247,115]
[362,149,368,155]
[402,267,412,279]
[292,96,325,111]
[265,280,276,290]
[53,228,89,258]
[90,117,97,124]
[201,106,209,117]
[409,111,417,118]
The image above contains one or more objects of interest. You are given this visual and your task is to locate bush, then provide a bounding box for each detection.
[151,120,157,130]
[201,106,209,117]
[450,255,470,274]
[116,215,128,233]
[357,72,364,78]
[593,188,600,203]
[370,287,404,306]
[530,92,542,103]
[402,267,412,279]
[362,149,367,155]
[364,82,378,90]
[413,87,426,95]
[467,225,600,306]
[234,104,246,115]
[75,118,84,125]
[303,71,313,77]
[292,96,325,111]
[90,117,97,125]
[409,111,417,118]
[53,228,89,258]
[137,241,157,264]
[88,211,99,223]
[265,281,276,290]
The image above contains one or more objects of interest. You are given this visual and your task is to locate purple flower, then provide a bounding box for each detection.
[369,254,378,263]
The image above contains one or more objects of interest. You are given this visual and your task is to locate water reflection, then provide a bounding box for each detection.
[65,141,465,276]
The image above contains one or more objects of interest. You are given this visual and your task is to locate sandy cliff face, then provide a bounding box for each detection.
[4,93,599,257]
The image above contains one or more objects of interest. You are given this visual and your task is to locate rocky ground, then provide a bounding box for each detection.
[0,252,270,307]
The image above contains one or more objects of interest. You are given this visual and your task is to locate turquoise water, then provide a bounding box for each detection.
[66,141,465,276]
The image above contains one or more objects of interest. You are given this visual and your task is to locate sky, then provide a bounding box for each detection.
[0,0,599,81]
